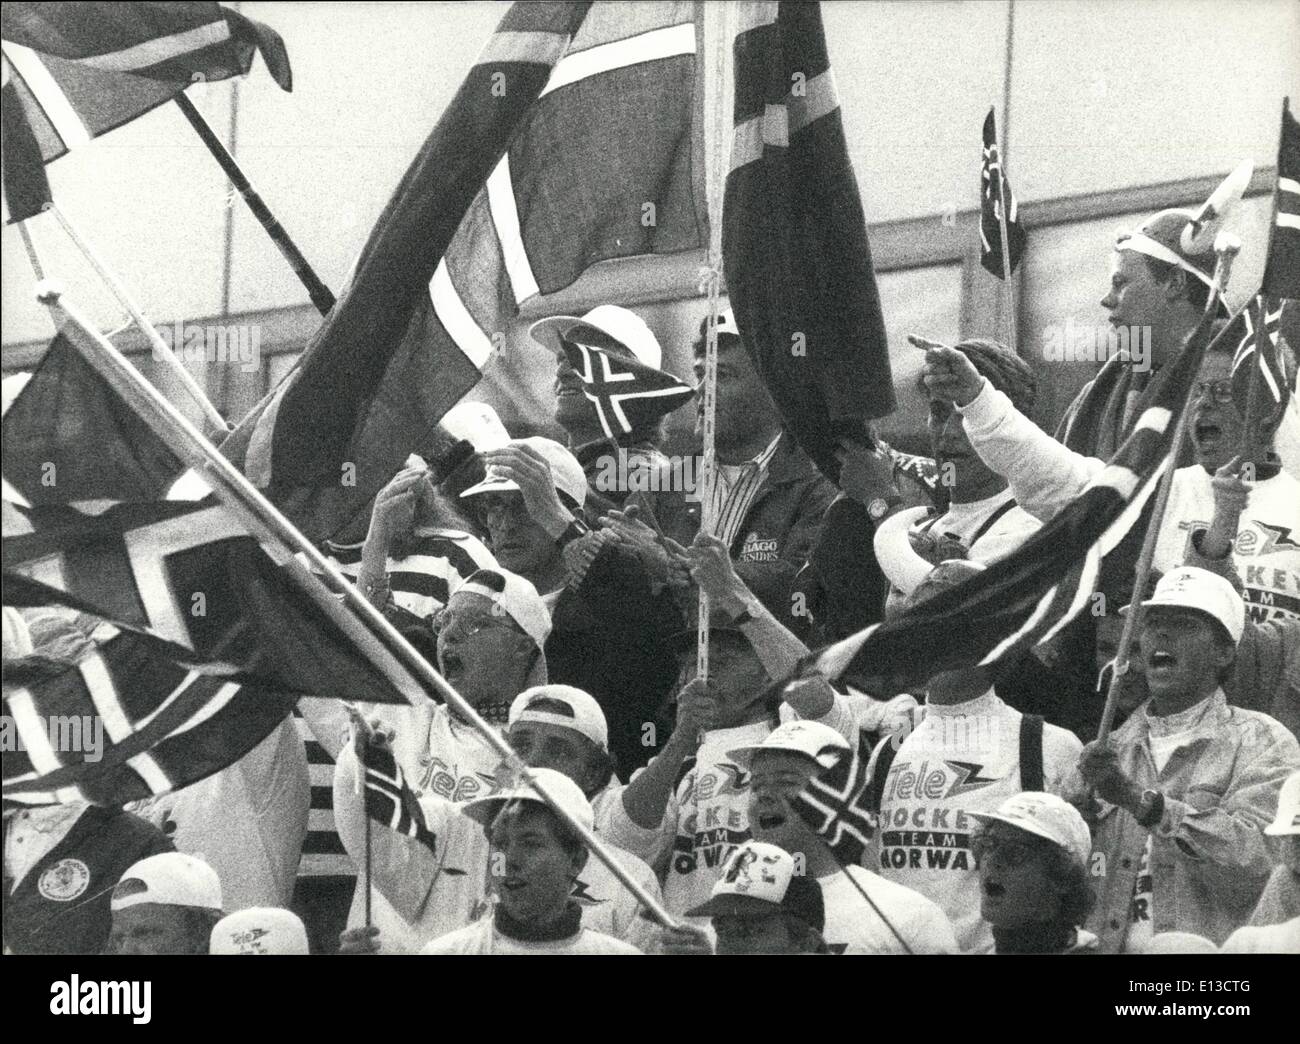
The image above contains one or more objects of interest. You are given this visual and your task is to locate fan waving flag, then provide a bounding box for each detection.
[223,0,709,544]
[0,2,290,172]
[1,615,298,807]
[560,339,694,439]
[980,107,1026,279]
[1263,97,1300,301]
[723,1,893,485]
[793,327,1207,692]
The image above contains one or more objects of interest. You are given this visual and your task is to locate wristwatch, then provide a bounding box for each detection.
[867,488,903,521]
[555,517,591,549]
[1136,788,1165,828]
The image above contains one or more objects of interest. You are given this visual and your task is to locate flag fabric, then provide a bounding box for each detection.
[559,339,694,439]
[796,327,1207,692]
[360,737,440,853]
[1262,97,1300,301]
[0,1,290,168]
[791,733,877,866]
[980,106,1026,279]
[223,0,708,544]
[1,53,51,223]
[723,1,893,486]
[1,616,298,807]
[1232,295,1292,415]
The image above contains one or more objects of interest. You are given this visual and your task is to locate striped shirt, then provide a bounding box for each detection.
[706,433,782,550]
[293,710,353,879]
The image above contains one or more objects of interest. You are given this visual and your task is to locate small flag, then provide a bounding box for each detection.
[1,53,50,223]
[559,339,694,440]
[980,107,1026,279]
[791,734,877,866]
[359,737,440,853]
[0,1,290,169]
[793,324,1208,692]
[1263,98,1300,301]
[723,1,894,485]
[1232,295,1291,415]
[2,614,298,807]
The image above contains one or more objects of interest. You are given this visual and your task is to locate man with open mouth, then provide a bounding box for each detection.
[969,791,1098,954]
[1078,566,1300,952]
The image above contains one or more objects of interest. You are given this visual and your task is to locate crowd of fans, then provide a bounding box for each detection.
[3,202,1298,956]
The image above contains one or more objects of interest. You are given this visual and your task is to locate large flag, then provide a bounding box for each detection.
[0,2,290,163]
[1,609,299,807]
[794,327,1207,692]
[979,106,1026,279]
[223,0,708,543]
[723,1,893,485]
[559,340,694,439]
[1263,97,1299,301]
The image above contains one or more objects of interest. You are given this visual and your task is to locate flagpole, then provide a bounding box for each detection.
[812,836,914,954]
[173,92,336,317]
[1095,236,1242,742]
[43,203,231,439]
[37,287,677,932]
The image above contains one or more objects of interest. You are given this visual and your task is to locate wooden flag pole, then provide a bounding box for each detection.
[1095,237,1242,742]
[173,92,336,317]
[39,287,677,931]
[43,203,231,439]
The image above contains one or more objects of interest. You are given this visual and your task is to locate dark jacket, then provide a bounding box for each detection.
[3,805,174,955]
[628,433,837,630]
[545,545,684,779]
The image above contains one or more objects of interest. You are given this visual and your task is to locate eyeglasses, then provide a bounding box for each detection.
[1194,378,1235,405]
[430,608,519,639]
[971,831,1040,868]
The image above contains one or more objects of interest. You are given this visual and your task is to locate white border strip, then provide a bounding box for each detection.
[430,260,495,369]
[1,42,91,150]
[487,154,539,304]
[540,23,695,98]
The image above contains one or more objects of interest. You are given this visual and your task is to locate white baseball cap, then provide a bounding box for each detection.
[460,766,594,835]
[112,853,223,912]
[727,719,849,770]
[452,568,552,648]
[509,684,608,752]
[1265,770,1300,836]
[459,435,588,509]
[1124,565,1245,644]
[209,907,309,955]
[685,840,825,929]
[968,791,1093,868]
[530,305,664,371]
[440,401,511,452]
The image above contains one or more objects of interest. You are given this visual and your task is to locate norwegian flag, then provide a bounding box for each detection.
[1263,97,1299,301]
[980,107,1026,279]
[559,339,693,440]
[792,733,878,866]
[359,737,440,853]
[1232,295,1292,415]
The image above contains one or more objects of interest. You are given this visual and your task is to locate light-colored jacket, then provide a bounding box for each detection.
[1085,690,1300,952]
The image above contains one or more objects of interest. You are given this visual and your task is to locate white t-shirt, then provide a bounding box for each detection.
[1220,918,1300,953]
[872,689,1083,954]
[421,916,641,954]
[602,719,774,920]
[819,865,959,954]
[1154,467,1300,623]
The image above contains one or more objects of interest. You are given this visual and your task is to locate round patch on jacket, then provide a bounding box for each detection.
[37,858,90,901]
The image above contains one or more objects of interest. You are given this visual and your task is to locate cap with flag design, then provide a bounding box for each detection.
[693,307,742,348]
[1116,209,1219,289]
[439,401,510,452]
[508,684,608,752]
[530,305,664,371]
[968,791,1092,868]
[111,853,223,912]
[685,840,825,930]
[1264,770,1300,836]
[453,568,552,649]
[726,719,849,770]
[209,907,309,955]
[460,766,593,835]
[1124,565,1244,644]
[459,436,588,509]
